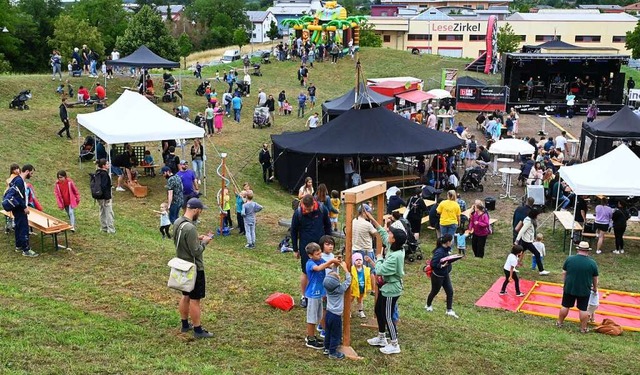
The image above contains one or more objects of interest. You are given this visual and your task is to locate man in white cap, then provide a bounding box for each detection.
[557,241,599,333]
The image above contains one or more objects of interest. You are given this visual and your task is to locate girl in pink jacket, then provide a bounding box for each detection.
[54,170,80,231]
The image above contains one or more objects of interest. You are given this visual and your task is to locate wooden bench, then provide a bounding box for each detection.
[581,232,640,242]
[125,180,149,198]
[552,210,583,252]
[2,209,73,252]
[369,175,420,185]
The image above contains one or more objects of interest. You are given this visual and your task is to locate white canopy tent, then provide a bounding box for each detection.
[488,138,535,174]
[558,144,640,253]
[76,90,207,194]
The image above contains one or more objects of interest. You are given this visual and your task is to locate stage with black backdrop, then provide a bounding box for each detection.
[502,52,629,115]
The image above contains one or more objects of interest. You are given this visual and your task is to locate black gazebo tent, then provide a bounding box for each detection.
[106,45,179,68]
[456,76,487,87]
[272,106,464,192]
[580,106,640,159]
[321,84,395,123]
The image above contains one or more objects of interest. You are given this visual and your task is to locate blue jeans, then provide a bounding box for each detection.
[225,103,231,115]
[90,60,97,76]
[298,105,305,118]
[532,255,544,270]
[13,209,29,250]
[192,159,203,180]
[440,224,458,237]
[169,202,181,224]
[64,206,76,227]
[323,311,342,354]
[233,108,241,122]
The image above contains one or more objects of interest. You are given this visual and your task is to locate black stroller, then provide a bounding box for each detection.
[253,106,271,128]
[195,80,210,96]
[162,73,183,102]
[252,64,262,77]
[79,136,95,162]
[236,82,249,97]
[461,166,487,192]
[261,51,271,64]
[394,218,423,262]
[10,90,32,110]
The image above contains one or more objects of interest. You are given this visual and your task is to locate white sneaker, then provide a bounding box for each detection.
[596,250,602,254]
[425,305,433,312]
[539,270,550,276]
[358,310,366,319]
[620,249,625,254]
[613,250,620,255]
[116,187,126,192]
[446,310,459,319]
[380,343,401,355]
[367,336,388,347]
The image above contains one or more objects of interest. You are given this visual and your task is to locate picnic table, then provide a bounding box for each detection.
[552,210,583,252]
[371,175,420,185]
[2,208,73,252]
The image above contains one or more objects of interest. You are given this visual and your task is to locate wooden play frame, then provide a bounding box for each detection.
[339,180,386,360]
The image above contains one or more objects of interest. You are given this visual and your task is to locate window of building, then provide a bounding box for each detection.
[535,35,561,42]
[477,5,484,10]
[575,35,601,43]
[383,35,391,43]
[469,34,486,41]
[438,34,463,41]
[519,35,526,41]
[613,36,626,43]
[408,34,432,41]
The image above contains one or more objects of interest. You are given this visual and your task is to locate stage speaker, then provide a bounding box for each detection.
[610,72,625,104]
[509,71,521,102]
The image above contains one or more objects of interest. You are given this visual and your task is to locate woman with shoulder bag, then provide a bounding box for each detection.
[405,187,428,241]
[424,234,458,318]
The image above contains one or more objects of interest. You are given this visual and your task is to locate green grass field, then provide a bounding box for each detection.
[0,49,638,375]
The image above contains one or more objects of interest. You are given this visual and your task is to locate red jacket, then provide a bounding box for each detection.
[54,178,81,209]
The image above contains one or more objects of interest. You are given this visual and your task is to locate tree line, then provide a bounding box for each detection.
[0,0,252,73]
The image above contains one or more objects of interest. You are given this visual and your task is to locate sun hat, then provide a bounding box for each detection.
[577,241,592,251]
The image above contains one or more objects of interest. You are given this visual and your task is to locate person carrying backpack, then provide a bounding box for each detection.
[406,188,428,241]
[466,135,477,168]
[3,164,38,257]
[93,158,115,234]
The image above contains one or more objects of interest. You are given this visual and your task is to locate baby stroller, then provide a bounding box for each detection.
[162,82,182,103]
[460,166,487,192]
[261,51,271,64]
[9,90,32,110]
[236,81,249,97]
[253,106,271,128]
[252,64,262,76]
[79,136,95,162]
[195,80,210,96]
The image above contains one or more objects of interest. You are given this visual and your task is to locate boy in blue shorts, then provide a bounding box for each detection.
[305,242,341,349]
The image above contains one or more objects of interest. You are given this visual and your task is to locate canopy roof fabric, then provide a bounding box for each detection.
[322,84,395,115]
[77,90,204,144]
[488,138,535,155]
[396,90,435,103]
[272,106,463,157]
[582,106,640,137]
[456,76,487,87]
[559,144,640,196]
[426,89,452,99]
[106,45,179,68]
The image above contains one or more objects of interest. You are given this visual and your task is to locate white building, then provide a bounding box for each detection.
[247,11,278,43]
[267,0,323,33]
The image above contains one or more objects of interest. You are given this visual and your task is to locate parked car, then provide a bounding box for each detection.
[220,50,241,64]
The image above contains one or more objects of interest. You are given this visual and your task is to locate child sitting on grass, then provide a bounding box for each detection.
[350,252,371,319]
[153,202,171,239]
[500,245,525,297]
[304,242,341,350]
[329,190,341,232]
[241,191,262,249]
[532,233,546,270]
[323,261,351,360]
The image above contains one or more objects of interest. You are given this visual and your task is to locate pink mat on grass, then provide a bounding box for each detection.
[475,277,536,311]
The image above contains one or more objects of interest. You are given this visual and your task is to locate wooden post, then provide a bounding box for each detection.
[339,181,386,360]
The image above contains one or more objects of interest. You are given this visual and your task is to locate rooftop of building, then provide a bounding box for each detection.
[247,11,273,22]
[506,11,638,21]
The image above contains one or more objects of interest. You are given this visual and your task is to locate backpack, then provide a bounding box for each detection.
[423,259,433,278]
[165,154,178,174]
[89,172,105,199]
[2,184,24,211]
[468,140,477,153]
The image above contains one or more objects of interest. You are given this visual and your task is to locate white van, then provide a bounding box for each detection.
[220,50,241,63]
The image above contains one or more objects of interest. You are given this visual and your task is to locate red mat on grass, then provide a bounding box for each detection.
[475,276,536,312]
[476,278,640,331]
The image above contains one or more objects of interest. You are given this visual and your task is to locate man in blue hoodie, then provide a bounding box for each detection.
[291,194,332,308]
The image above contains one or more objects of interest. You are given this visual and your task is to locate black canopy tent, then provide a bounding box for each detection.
[580,106,640,159]
[272,106,464,192]
[106,45,180,68]
[321,84,395,123]
[456,76,487,87]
